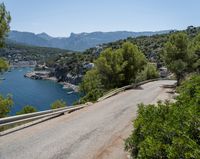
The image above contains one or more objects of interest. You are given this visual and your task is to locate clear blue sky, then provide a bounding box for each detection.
[1,0,200,37]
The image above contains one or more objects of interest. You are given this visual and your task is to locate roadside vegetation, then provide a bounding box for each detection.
[51,99,66,109]
[79,42,158,103]
[77,29,200,158]
[125,75,200,158]
[124,32,200,158]
[0,94,13,118]
[79,31,200,103]
[162,32,199,85]
[16,105,37,115]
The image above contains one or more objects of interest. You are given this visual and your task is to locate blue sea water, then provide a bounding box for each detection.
[0,67,80,115]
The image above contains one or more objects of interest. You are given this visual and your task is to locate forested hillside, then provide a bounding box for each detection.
[85,26,200,65]
[8,30,171,51]
[0,41,74,63]
[1,26,200,86]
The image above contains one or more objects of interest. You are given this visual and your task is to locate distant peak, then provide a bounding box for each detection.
[37,32,49,36]
[70,32,78,37]
[37,32,53,40]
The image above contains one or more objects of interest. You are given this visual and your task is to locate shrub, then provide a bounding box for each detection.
[0,94,13,118]
[125,75,200,158]
[51,99,66,109]
[0,58,9,72]
[16,105,37,115]
[135,63,159,83]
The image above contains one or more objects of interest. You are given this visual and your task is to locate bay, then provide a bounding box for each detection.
[0,67,80,115]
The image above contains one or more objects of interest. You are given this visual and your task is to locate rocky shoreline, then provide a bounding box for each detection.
[59,82,79,92]
[24,71,79,92]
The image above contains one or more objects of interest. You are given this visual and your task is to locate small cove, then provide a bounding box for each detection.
[0,67,80,115]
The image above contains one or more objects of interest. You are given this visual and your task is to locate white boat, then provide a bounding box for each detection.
[67,91,74,95]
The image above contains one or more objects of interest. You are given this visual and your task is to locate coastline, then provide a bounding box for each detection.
[24,71,79,92]
[1,67,81,115]
[59,81,79,92]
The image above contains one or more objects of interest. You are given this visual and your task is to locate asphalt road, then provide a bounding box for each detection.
[0,80,176,159]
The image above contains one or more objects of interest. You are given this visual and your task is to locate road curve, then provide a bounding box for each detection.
[0,80,176,159]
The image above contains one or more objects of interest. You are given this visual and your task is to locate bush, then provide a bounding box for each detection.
[125,75,200,158]
[0,58,9,72]
[135,63,159,83]
[0,94,13,118]
[51,99,66,109]
[16,105,37,115]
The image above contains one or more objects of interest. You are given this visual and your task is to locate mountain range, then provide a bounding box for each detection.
[7,30,171,51]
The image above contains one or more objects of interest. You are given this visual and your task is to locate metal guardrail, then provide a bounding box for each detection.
[97,78,169,102]
[0,78,173,131]
[0,104,87,127]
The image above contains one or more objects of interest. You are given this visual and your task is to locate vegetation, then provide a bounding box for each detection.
[47,52,95,84]
[0,95,13,118]
[191,33,200,73]
[16,105,37,115]
[80,42,158,103]
[0,57,9,72]
[162,33,193,85]
[161,32,200,85]
[125,74,200,158]
[0,3,11,48]
[0,41,72,63]
[80,69,104,102]
[135,63,159,83]
[0,3,10,72]
[2,26,200,88]
[124,30,200,158]
[51,99,66,109]
[85,26,200,66]
[120,42,147,85]
[0,3,13,119]
[79,27,200,101]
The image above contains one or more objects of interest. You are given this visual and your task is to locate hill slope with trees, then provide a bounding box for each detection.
[8,30,171,51]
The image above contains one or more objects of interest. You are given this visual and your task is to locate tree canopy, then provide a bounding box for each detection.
[162,33,194,85]
[80,69,103,102]
[191,33,200,73]
[0,3,12,118]
[0,95,13,118]
[80,42,158,103]
[0,3,11,48]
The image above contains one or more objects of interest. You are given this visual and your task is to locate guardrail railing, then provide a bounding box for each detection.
[0,104,87,128]
[0,78,173,132]
[97,78,171,102]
